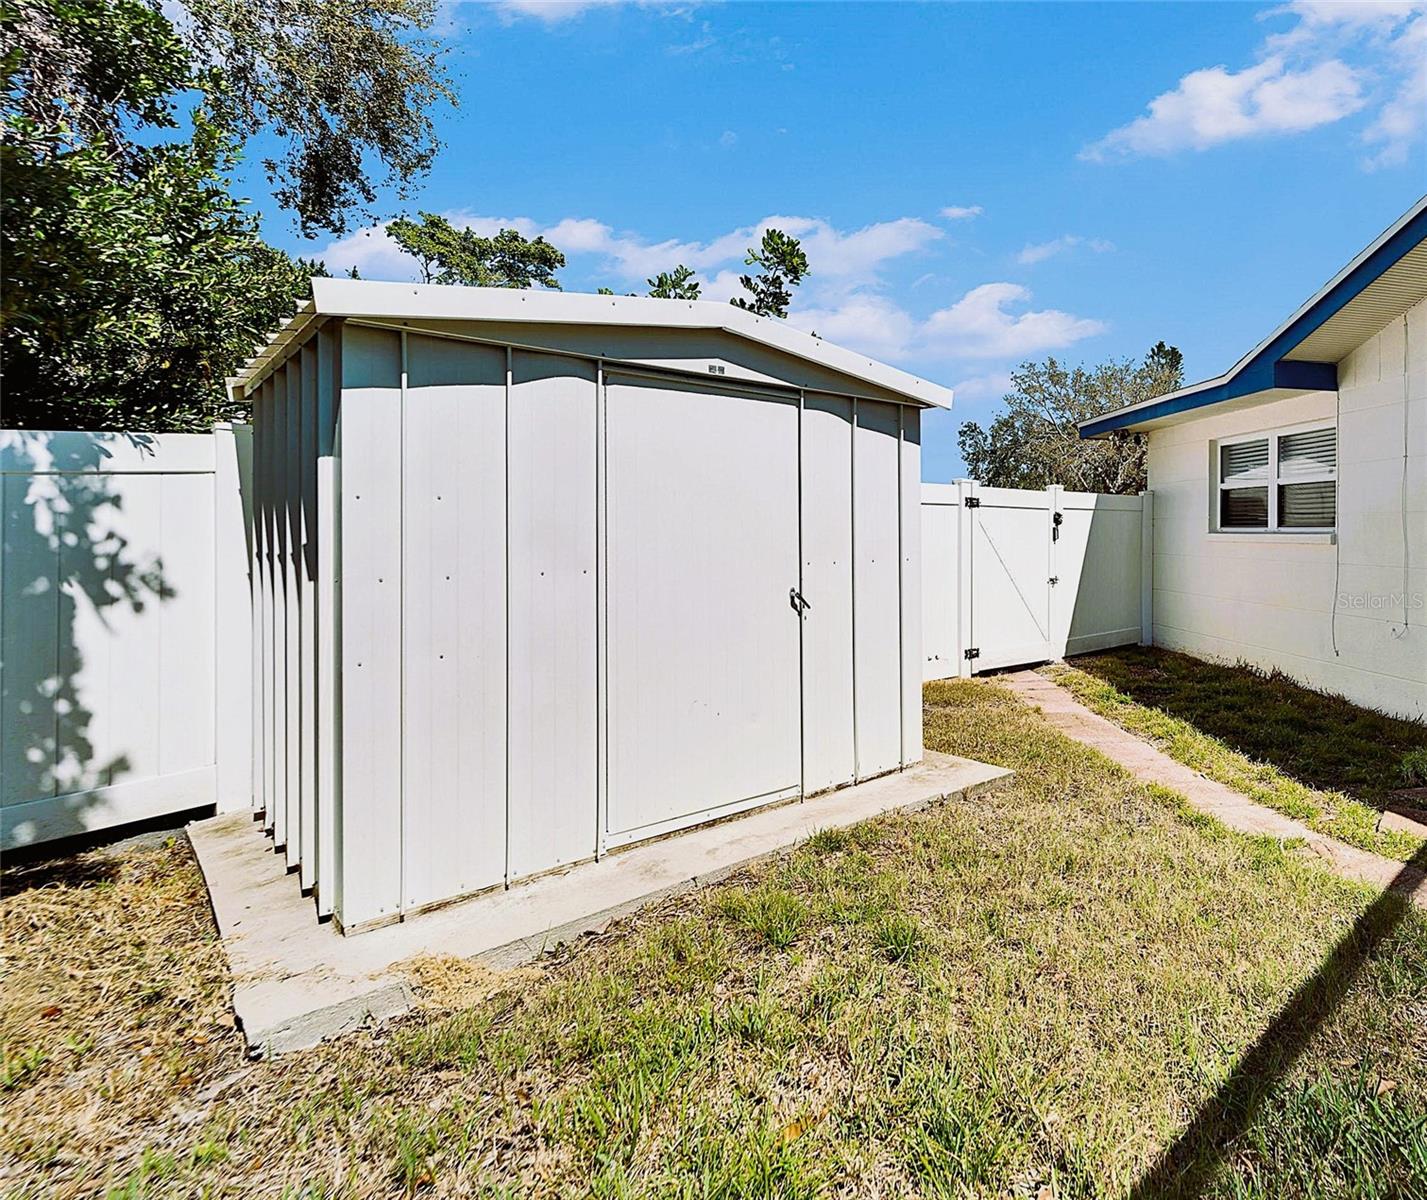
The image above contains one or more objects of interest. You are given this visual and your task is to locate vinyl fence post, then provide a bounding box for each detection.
[1046,483,1064,660]
[956,477,976,678]
[1139,489,1154,647]
[213,421,254,813]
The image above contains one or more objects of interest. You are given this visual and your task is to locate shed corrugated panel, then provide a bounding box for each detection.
[852,401,902,778]
[298,342,319,887]
[268,375,289,845]
[249,390,267,821]
[400,334,508,907]
[336,324,404,928]
[506,351,599,878]
[799,393,855,794]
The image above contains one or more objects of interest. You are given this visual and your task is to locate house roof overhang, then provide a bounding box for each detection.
[228,279,953,409]
[1080,195,1427,438]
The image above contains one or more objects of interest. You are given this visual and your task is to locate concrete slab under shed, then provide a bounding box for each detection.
[189,751,1009,1056]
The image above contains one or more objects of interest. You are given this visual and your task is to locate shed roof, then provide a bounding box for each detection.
[1080,194,1427,437]
[230,278,952,409]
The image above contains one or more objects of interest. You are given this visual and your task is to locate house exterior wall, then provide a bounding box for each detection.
[1145,296,1427,720]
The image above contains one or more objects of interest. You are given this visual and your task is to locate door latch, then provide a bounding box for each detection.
[789,587,812,613]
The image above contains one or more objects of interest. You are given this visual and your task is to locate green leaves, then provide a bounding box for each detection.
[730,228,809,319]
[1,119,316,430]
[956,343,1186,494]
[182,0,452,235]
[387,212,565,289]
[647,264,701,300]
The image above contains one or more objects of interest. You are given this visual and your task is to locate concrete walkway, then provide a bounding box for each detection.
[1003,670,1427,909]
[191,751,1009,1057]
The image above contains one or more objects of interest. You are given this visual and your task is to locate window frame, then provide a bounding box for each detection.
[1214,420,1337,533]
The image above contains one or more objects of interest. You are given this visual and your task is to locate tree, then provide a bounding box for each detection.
[956,344,1185,494]
[730,229,808,318]
[2,0,452,430]
[647,265,701,299]
[1,115,320,430]
[4,0,452,235]
[387,213,565,289]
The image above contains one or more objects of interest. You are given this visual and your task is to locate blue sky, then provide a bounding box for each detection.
[244,1,1427,481]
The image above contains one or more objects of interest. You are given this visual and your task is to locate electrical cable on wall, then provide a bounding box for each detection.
[1400,312,1411,634]
[1332,374,1341,657]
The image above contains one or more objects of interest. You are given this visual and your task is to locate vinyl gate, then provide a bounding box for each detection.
[922,480,1151,679]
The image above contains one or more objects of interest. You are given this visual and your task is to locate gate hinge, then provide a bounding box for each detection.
[964,647,980,660]
[964,496,981,508]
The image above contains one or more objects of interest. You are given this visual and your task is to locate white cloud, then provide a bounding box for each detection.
[788,283,1105,364]
[948,371,1014,404]
[1016,235,1114,266]
[1084,56,1363,159]
[1363,6,1427,165]
[489,0,626,25]
[719,130,738,148]
[921,283,1108,359]
[1084,1,1425,165]
[940,205,983,220]
[313,212,1105,367]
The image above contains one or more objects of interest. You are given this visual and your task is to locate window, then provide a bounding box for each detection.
[1217,424,1336,531]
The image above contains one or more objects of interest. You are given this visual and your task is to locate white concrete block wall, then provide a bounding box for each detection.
[1145,296,1427,720]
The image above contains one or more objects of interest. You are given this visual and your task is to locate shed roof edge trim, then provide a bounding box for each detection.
[231,279,952,408]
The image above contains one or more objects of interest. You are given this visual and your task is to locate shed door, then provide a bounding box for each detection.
[604,374,802,845]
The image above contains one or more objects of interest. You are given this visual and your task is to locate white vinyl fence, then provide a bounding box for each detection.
[922,480,1151,679]
[0,428,252,849]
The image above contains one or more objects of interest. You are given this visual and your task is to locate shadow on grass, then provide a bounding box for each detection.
[1068,646,1427,806]
[1130,845,1427,1199]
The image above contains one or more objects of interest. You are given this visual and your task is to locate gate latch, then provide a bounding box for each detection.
[789,587,812,613]
[1049,576,1059,586]
[1052,511,1063,542]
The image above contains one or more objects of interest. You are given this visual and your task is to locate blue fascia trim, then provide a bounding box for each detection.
[1081,204,1427,438]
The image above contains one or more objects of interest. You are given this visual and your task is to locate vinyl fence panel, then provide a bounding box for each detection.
[1,429,251,849]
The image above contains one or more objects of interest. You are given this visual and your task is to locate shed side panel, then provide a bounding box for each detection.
[401,334,508,906]
[298,342,319,886]
[270,368,290,849]
[506,350,598,878]
[799,393,855,793]
[899,407,923,765]
[853,401,902,778]
[336,324,404,928]
[315,323,341,915]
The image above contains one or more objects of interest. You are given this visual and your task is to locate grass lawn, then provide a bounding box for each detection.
[1047,647,1427,862]
[3,680,1425,1198]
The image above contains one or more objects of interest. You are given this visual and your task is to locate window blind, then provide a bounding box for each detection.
[1221,487,1268,528]
[1278,427,1336,478]
[1279,481,1335,527]
[1221,438,1269,483]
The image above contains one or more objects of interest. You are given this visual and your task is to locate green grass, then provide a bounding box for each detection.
[1046,648,1426,862]
[4,680,1425,1198]
[1055,646,1427,805]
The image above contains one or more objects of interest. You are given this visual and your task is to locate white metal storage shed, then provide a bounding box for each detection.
[231,279,951,932]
